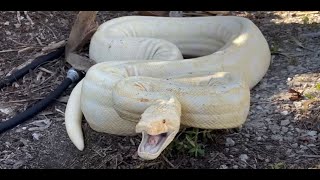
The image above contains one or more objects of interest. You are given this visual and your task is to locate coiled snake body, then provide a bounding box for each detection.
[65,16,271,160]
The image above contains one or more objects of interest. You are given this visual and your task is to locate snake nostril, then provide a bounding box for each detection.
[162,119,166,123]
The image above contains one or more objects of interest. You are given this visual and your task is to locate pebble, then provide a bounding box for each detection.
[220,165,228,169]
[307,131,317,137]
[225,138,235,147]
[291,143,298,148]
[269,124,281,134]
[281,127,289,133]
[287,66,295,71]
[271,135,283,141]
[4,21,9,26]
[280,120,290,126]
[286,149,292,155]
[256,136,262,141]
[296,150,305,154]
[32,133,40,140]
[284,136,294,142]
[266,145,273,150]
[239,154,249,162]
[299,145,308,150]
[233,165,239,169]
[280,111,289,116]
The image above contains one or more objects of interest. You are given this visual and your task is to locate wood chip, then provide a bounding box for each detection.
[38,67,54,74]
[41,40,66,53]
[18,47,34,54]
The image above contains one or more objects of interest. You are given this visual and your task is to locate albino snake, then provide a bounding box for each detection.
[65,16,271,160]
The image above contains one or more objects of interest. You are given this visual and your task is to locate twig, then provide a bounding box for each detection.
[300,155,320,158]
[35,37,44,46]
[16,11,21,24]
[39,22,57,39]
[38,67,54,74]
[0,49,18,53]
[8,38,35,47]
[18,47,34,54]
[8,98,42,103]
[24,11,34,25]
[306,145,318,155]
[241,160,256,169]
[42,40,66,53]
[161,154,176,168]
[300,32,320,38]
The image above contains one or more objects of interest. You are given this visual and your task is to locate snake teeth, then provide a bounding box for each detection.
[65,15,271,160]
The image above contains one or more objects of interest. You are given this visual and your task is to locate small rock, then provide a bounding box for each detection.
[286,149,292,155]
[280,111,289,116]
[5,31,11,35]
[256,136,262,141]
[4,21,9,26]
[239,154,249,162]
[299,145,308,150]
[230,147,239,153]
[14,23,21,28]
[233,165,239,169]
[225,137,235,147]
[269,124,281,134]
[271,135,283,141]
[265,159,270,163]
[287,77,292,81]
[284,136,294,142]
[266,145,273,150]
[32,133,40,140]
[257,155,264,161]
[296,48,302,52]
[287,66,295,71]
[293,102,302,108]
[220,165,228,169]
[296,150,305,154]
[291,143,298,148]
[0,107,13,115]
[307,131,317,137]
[281,127,289,133]
[22,127,26,130]
[12,160,24,169]
[280,120,290,126]
[256,105,263,110]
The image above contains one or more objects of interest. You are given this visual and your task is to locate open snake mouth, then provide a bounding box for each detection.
[138,131,171,155]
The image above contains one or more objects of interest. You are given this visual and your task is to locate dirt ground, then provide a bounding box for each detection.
[0,11,320,169]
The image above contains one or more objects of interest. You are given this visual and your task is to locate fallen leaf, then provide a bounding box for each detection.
[288,88,303,101]
[65,11,99,68]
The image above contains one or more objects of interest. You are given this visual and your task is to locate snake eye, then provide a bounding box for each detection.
[162,119,166,123]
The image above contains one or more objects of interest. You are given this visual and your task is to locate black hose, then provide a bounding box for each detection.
[0,68,81,134]
[0,47,65,90]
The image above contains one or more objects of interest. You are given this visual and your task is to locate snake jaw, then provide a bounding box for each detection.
[137,130,178,160]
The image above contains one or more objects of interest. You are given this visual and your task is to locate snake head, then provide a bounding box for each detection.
[135,98,181,160]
